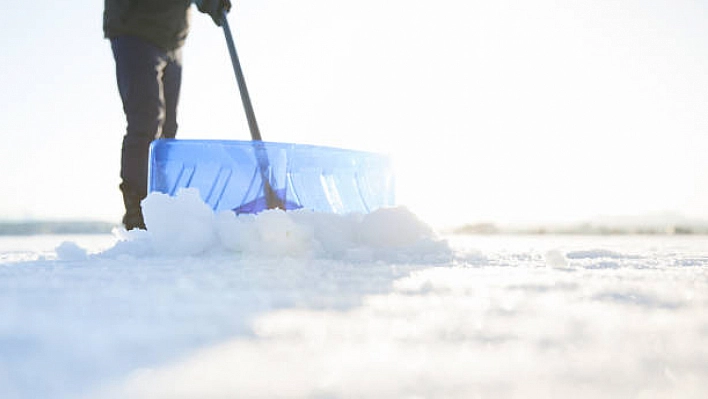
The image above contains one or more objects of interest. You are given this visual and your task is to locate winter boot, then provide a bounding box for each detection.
[120,183,146,230]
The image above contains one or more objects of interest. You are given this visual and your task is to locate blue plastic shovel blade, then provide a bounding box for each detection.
[148,139,395,214]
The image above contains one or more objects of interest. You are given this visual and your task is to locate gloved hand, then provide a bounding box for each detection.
[195,0,232,27]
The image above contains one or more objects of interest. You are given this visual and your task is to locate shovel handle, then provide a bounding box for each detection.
[222,13,262,141]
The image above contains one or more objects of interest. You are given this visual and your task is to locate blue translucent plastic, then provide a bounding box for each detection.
[148,139,395,214]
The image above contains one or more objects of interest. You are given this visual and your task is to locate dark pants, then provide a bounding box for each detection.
[111,35,183,198]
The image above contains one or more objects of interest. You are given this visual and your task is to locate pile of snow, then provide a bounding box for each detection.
[98,188,452,263]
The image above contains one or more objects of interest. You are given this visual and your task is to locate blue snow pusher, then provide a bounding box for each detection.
[148,139,395,214]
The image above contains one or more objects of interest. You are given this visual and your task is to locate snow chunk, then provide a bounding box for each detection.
[358,206,435,248]
[141,188,217,256]
[544,250,570,269]
[216,209,316,257]
[55,241,88,261]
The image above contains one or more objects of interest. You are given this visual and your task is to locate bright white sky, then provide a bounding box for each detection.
[1,0,707,228]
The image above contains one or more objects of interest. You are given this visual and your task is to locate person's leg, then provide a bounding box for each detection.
[161,48,183,139]
[111,35,169,229]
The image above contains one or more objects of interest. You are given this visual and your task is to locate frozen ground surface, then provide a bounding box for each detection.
[1,191,708,398]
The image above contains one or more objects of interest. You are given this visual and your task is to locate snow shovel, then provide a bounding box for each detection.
[147,11,396,215]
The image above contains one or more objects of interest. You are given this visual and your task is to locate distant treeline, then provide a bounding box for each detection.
[450,222,708,235]
[0,221,117,236]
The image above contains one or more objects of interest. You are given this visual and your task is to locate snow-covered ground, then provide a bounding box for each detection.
[1,190,707,398]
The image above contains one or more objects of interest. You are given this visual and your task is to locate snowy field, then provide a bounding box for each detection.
[1,191,708,399]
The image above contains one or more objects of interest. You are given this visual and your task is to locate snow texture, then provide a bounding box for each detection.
[1,189,708,399]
